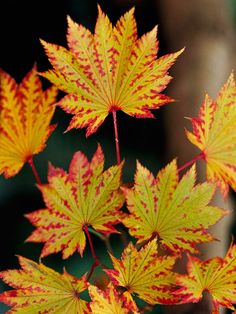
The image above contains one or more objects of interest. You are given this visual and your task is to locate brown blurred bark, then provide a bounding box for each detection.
[157,1,235,313]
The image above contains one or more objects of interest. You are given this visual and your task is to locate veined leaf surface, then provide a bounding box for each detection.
[122,160,227,254]
[26,145,124,258]
[0,65,57,177]
[105,239,178,311]
[186,73,236,196]
[0,256,90,313]
[89,283,132,314]
[176,244,236,313]
[40,6,183,136]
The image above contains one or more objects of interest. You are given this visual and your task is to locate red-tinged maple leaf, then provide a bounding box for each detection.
[25,145,124,259]
[122,160,227,254]
[0,65,57,178]
[186,73,236,197]
[40,6,184,136]
[176,244,236,313]
[105,239,178,312]
[88,283,134,314]
[0,255,90,314]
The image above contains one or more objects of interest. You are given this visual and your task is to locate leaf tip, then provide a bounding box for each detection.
[48,161,57,177]
[39,38,47,46]
[97,4,103,15]
[67,15,73,24]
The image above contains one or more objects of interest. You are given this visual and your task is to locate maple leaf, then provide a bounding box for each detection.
[88,283,132,314]
[186,73,236,197]
[0,256,90,313]
[0,65,57,178]
[40,6,184,136]
[25,145,124,259]
[105,239,178,312]
[176,244,236,313]
[122,160,227,254]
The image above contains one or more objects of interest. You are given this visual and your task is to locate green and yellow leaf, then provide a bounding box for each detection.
[40,6,183,136]
[176,244,236,313]
[186,73,236,196]
[0,65,57,177]
[105,239,178,311]
[122,160,227,254]
[0,256,90,313]
[25,145,124,259]
[89,283,132,314]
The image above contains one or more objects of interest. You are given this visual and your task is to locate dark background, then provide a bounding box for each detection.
[0,0,168,263]
[0,2,168,312]
[0,1,236,313]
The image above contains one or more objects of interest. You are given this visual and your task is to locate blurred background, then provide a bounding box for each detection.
[0,0,236,313]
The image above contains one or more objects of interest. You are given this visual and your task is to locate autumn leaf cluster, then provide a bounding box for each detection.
[0,5,236,314]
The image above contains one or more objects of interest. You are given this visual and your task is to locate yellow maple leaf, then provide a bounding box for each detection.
[0,65,57,178]
[40,6,183,136]
[105,239,178,311]
[186,73,236,197]
[25,145,124,259]
[0,256,90,313]
[89,283,133,314]
[122,160,227,254]
[176,244,236,313]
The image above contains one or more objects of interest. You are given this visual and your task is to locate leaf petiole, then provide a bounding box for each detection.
[28,157,42,185]
[178,151,205,173]
[83,225,100,280]
[88,227,113,254]
[112,111,121,165]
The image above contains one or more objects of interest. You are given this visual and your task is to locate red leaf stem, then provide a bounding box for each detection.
[83,225,100,280]
[112,111,121,165]
[28,157,42,185]
[178,151,205,173]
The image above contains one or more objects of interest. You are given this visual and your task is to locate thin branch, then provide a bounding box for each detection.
[83,225,100,281]
[178,151,205,173]
[112,110,121,164]
[88,227,114,255]
[28,157,42,185]
[102,236,114,255]
[86,262,99,282]
[119,225,128,249]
